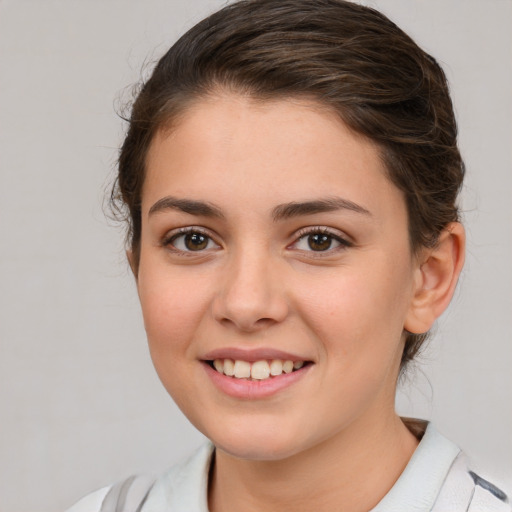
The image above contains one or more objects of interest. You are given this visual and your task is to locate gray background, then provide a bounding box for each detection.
[0,1,510,510]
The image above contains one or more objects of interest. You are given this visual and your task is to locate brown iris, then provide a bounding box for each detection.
[308,233,333,251]
[184,232,208,251]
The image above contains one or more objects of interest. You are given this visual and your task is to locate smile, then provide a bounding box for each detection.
[201,348,313,398]
[209,359,306,380]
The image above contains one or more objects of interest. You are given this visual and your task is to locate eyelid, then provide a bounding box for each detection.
[289,226,353,252]
[161,226,221,252]
[159,225,351,255]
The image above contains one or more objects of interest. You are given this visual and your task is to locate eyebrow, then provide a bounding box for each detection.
[148,195,371,220]
[271,197,371,221]
[148,196,225,219]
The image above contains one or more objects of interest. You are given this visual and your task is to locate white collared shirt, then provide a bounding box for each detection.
[67,423,510,512]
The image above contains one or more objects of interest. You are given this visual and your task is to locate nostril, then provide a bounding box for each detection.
[217,315,279,333]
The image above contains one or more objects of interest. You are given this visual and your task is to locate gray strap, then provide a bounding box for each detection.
[432,453,510,512]
[469,471,509,503]
[468,485,511,512]
[100,475,156,512]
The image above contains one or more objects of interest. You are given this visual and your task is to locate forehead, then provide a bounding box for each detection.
[143,94,404,220]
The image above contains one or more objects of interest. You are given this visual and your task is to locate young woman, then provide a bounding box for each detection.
[68,0,510,510]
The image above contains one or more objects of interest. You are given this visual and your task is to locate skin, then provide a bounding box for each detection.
[133,93,465,512]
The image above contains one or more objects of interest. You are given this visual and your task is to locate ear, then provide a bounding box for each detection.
[405,222,465,334]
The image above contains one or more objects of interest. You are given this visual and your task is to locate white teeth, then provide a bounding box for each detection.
[233,360,251,378]
[223,359,235,376]
[212,358,306,380]
[269,359,283,376]
[251,360,270,380]
[282,360,294,374]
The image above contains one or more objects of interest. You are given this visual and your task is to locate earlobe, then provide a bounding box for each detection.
[405,222,465,334]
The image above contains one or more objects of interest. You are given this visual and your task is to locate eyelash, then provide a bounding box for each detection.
[292,227,352,255]
[161,226,352,255]
[161,227,220,254]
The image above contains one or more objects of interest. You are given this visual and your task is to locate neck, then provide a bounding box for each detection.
[208,412,419,512]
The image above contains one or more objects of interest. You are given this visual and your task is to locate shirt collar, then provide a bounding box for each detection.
[370,422,461,512]
[144,422,460,512]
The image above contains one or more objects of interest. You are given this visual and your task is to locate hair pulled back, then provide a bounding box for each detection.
[114,0,464,369]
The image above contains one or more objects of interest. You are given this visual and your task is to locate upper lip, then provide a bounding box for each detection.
[202,347,309,362]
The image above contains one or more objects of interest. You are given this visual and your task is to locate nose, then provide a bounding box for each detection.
[212,248,289,332]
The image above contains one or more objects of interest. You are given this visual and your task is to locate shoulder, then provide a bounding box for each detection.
[64,442,214,512]
[414,422,512,512]
[417,422,511,511]
[141,442,213,510]
[434,452,511,512]
[468,470,511,512]
[65,486,110,512]
[373,421,510,512]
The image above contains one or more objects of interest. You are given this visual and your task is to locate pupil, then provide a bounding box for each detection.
[185,233,207,250]
[308,233,331,251]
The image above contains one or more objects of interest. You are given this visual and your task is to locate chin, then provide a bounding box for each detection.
[200,419,311,461]
[215,437,301,461]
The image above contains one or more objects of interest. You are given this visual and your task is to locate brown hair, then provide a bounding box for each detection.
[113,0,464,369]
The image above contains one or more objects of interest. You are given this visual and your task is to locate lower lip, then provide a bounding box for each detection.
[202,362,312,399]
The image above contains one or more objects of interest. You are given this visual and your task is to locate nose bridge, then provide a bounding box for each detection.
[213,241,288,331]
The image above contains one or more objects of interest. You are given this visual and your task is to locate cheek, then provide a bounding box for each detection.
[137,263,211,352]
[136,264,214,406]
[294,257,413,361]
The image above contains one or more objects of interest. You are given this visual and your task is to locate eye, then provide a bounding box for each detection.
[165,229,220,252]
[292,228,351,252]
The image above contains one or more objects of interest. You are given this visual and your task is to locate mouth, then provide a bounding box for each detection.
[205,358,311,381]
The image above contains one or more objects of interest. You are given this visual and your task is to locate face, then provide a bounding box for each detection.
[136,94,421,461]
